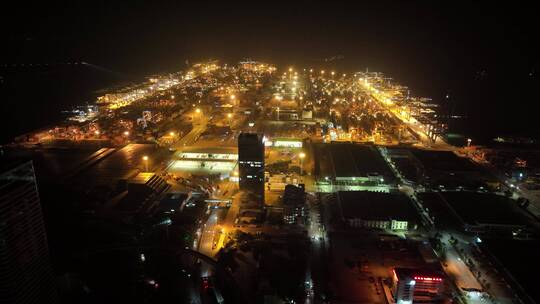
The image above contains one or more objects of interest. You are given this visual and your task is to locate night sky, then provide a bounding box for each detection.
[1,1,538,142]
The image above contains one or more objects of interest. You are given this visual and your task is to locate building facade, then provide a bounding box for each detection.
[392,268,445,304]
[1,161,57,304]
[238,133,265,202]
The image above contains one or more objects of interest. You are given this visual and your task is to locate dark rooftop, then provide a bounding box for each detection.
[480,239,540,304]
[337,191,419,222]
[411,150,479,172]
[439,192,527,227]
[417,192,461,229]
[71,144,167,190]
[315,143,394,179]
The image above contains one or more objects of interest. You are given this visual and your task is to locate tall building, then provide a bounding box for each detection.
[392,268,445,304]
[1,161,57,304]
[238,133,265,203]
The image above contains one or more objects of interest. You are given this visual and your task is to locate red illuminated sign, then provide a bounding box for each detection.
[414,276,443,282]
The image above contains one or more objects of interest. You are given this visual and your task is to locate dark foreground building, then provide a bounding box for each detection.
[238,133,265,203]
[0,161,57,303]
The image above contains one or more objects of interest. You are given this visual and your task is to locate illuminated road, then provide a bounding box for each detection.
[441,235,483,291]
[198,208,222,258]
[174,114,209,148]
[305,193,326,304]
[221,192,241,234]
[197,183,238,258]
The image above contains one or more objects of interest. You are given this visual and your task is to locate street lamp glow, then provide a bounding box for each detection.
[195,108,201,114]
[227,113,233,118]
[169,131,175,136]
[289,67,293,72]
[230,94,235,100]
[94,130,100,135]
[123,131,130,136]
[299,152,306,159]
[142,155,149,171]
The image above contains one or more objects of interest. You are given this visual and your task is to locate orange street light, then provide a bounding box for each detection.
[142,155,149,171]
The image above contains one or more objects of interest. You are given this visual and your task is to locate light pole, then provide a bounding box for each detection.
[195,108,202,124]
[276,107,280,121]
[142,155,149,172]
[299,152,306,176]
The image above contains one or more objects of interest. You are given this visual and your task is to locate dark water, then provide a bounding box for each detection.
[0,65,135,143]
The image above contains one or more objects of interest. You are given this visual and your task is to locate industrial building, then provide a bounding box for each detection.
[386,148,499,190]
[392,267,445,304]
[418,191,528,233]
[169,146,238,176]
[282,184,306,224]
[314,143,395,192]
[336,191,419,231]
